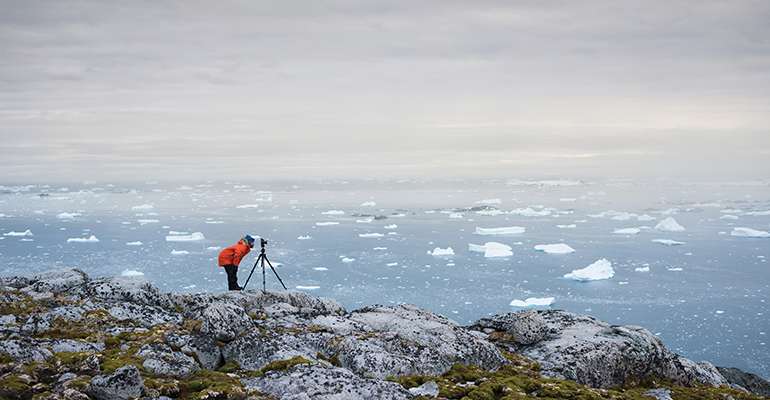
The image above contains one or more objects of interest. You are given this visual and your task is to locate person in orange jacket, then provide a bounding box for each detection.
[218,235,255,290]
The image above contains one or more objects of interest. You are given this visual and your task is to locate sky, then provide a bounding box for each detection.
[1,0,769,184]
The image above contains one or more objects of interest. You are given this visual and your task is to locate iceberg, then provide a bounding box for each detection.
[429,247,454,256]
[654,217,685,231]
[165,232,205,241]
[316,222,340,226]
[510,297,555,307]
[637,214,656,221]
[449,213,464,219]
[57,212,81,219]
[121,270,144,276]
[719,215,739,220]
[534,244,575,254]
[359,233,384,238]
[475,199,502,205]
[742,210,770,216]
[563,258,614,281]
[297,236,312,240]
[131,204,153,210]
[635,266,650,272]
[67,236,99,243]
[469,242,513,258]
[4,230,33,236]
[236,204,260,208]
[360,201,376,207]
[511,207,551,217]
[475,226,525,236]
[138,219,159,224]
[730,227,770,238]
[127,241,143,245]
[296,286,320,290]
[341,257,355,263]
[384,224,398,229]
[322,210,345,215]
[613,228,640,235]
[557,224,576,228]
[652,239,686,245]
[205,220,224,224]
[356,218,373,223]
[660,208,679,215]
[611,213,635,221]
[171,250,189,255]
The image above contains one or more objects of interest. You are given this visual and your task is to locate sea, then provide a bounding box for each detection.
[1,178,768,379]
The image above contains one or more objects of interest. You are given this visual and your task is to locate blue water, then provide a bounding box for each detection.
[1,179,768,379]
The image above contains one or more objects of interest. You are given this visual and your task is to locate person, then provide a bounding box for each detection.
[218,235,255,290]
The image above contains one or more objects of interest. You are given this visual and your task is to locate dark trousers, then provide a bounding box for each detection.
[222,264,240,290]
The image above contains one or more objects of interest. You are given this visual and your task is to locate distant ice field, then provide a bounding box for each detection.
[1,179,769,379]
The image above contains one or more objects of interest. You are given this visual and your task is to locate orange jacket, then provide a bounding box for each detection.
[218,243,251,267]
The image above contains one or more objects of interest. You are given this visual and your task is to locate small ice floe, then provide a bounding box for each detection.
[298,235,312,240]
[356,218,373,223]
[387,262,398,267]
[314,267,328,271]
[613,228,640,235]
[475,199,502,205]
[384,224,397,229]
[341,257,355,263]
[121,269,144,276]
[510,297,555,307]
[668,267,683,271]
[207,246,222,251]
[165,232,205,241]
[563,258,614,281]
[660,208,679,215]
[20,238,34,241]
[296,286,320,290]
[322,210,345,215]
[742,210,770,216]
[469,242,512,258]
[138,219,159,225]
[611,213,636,221]
[731,227,770,238]
[169,231,189,235]
[635,266,650,272]
[359,233,384,238]
[132,204,153,211]
[720,208,742,214]
[205,220,224,224]
[57,212,81,219]
[449,213,464,219]
[557,224,576,229]
[511,207,551,217]
[171,250,189,255]
[316,222,340,226]
[475,226,525,236]
[534,243,575,254]
[720,215,739,220]
[127,241,143,246]
[652,239,686,246]
[560,198,576,202]
[360,201,376,207]
[67,236,99,243]
[429,247,454,256]
[654,217,685,231]
[373,247,387,250]
[637,214,656,221]
[4,230,33,236]
[236,204,260,208]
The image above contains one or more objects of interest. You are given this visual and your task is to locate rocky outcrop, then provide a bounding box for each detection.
[1,267,768,400]
[470,310,732,389]
[718,367,770,397]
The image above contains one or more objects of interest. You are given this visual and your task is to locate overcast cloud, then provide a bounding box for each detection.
[1,0,768,183]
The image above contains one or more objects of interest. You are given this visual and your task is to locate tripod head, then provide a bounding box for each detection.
[260,238,268,248]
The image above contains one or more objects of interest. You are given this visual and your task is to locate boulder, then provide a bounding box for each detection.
[64,276,175,310]
[199,302,254,342]
[136,343,199,376]
[0,338,53,362]
[88,365,144,400]
[717,366,770,397]
[244,363,412,400]
[222,330,320,371]
[164,332,223,371]
[105,302,184,326]
[25,268,88,294]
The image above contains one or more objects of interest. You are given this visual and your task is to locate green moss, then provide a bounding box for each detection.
[0,354,13,364]
[100,348,145,374]
[218,360,241,374]
[0,375,29,391]
[52,351,92,365]
[103,336,120,350]
[260,356,314,374]
[316,352,342,367]
[178,370,243,399]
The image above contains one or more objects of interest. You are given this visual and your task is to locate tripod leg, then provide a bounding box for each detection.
[242,254,262,291]
[264,257,288,290]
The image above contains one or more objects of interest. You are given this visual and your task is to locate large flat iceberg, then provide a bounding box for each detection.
[652,239,686,245]
[654,217,685,232]
[429,247,454,256]
[731,227,770,238]
[534,243,575,254]
[563,258,614,281]
[475,226,525,236]
[510,297,555,307]
[613,228,640,235]
[4,230,33,236]
[67,235,100,243]
[165,232,205,241]
[469,242,513,258]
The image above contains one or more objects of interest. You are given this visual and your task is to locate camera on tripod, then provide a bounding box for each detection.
[261,238,268,246]
[242,237,287,291]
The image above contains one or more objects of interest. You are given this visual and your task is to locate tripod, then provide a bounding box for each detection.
[242,238,287,291]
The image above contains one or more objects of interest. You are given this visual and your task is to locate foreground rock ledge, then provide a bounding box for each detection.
[0,268,767,400]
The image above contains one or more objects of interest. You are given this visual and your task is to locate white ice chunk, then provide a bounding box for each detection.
[132,204,153,211]
[121,270,144,276]
[316,222,340,226]
[510,297,555,307]
[171,250,189,255]
[429,247,454,256]
[449,213,464,219]
[720,209,742,214]
[611,213,635,221]
[557,224,576,229]
[373,247,387,250]
[654,217,685,231]
[613,228,640,234]
[341,257,355,263]
[475,199,502,205]
[205,220,224,224]
[314,267,328,271]
[637,214,656,221]
[3,230,33,236]
[635,266,650,272]
[67,235,99,243]
[563,258,614,281]
[127,241,143,245]
[660,208,679,215]
[297,236,312,240]
[138,219,159,224]
[560,198,576,202]
[236,204,260,208]
[57,212,81,219]
[731,227,770,238]
[360,201,376,207]
[359,233,384,238]
[652,239,686,245]
[511,207,551,217]
[485,247,513,257]
[356,218,373,223]
[742,210,770,216]
[296,286,320,290]
[475,226,525,235]
[534,243,575,254]
[322,210,345,215]
[384,224,398,229]
[719,215,739,220]
[165,232,205,241]
[169,231,189,235]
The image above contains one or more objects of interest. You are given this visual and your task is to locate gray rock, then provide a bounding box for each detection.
[222,329,320,371]
[106,302,184,325]
[199,302,253,342]
[21,312,61,334]
[717,366,770,396]
[244,363,412,400]
[27,268,88,293]
[88,365,144,400]
[0,338,53,362]
[136,343,199,376]
[642,388,674,400]
[409,380,440,397]
[165,332,223,371]
[0,275,30,289]
[64,276,175,310]
[39,338,104,353]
